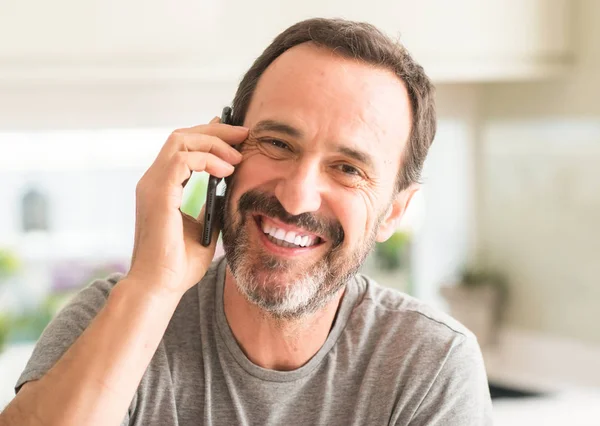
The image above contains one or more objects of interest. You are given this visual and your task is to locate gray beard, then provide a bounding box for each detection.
[221,192,381,321]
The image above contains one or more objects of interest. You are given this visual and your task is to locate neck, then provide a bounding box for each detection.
[223,267,345,371]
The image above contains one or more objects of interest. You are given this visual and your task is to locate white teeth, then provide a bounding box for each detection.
[274,228,286,241]
[260,219,320,248]
[284,231,297,244]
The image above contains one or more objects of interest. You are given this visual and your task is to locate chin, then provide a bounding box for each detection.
[240,251,312,288]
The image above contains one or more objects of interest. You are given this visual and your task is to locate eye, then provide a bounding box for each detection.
[336,164,361,176]
[255,137,295,160]
[265,139,291,151]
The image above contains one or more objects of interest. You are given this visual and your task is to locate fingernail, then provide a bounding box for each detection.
[210,116,220,124]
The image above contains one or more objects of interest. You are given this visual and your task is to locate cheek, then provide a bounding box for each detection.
[329,192,371,247]
[231,155,278,196]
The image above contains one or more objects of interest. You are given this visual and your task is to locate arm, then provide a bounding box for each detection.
[1,277,180,426]
[0,118,247,426]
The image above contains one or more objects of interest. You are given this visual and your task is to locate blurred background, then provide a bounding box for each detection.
[1,0,599,423]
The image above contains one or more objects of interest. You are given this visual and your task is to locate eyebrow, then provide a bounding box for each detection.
[252,120,304,139]
[336,146,375,169]
[251,119,375,169]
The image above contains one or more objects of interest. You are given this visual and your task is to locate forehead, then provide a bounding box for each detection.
[244,43,412,162]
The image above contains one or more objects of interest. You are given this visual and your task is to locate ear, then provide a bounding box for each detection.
[376,184,420,242]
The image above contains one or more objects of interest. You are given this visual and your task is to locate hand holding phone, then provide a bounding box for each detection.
[128,107,245,295]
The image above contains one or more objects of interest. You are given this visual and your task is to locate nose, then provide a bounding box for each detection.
[274,159,323,216]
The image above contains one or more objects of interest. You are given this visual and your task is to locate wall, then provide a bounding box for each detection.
[411,85,481,307]
[479,0,600,343]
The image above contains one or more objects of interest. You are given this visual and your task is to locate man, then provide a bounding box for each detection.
[1,18,492,425]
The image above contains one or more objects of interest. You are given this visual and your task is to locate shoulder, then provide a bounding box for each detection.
[345,275,492,423]
[78,259,224,314]
[351,273,473,344]
[345,273,481,374]
[78,272,123,300]
[54,272,124,323]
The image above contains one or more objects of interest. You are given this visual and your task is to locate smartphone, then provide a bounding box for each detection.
[201,106,233,246]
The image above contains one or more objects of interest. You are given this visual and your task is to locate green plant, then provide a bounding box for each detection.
[458,266,509,313]
[0,314,9,353]
[181,173,209,218]
[0,249,20,278]
[460,267,507,290]
[4,286,85,345]
[375,231,410,271]
[0,249,21,352]
[7,299,55,343]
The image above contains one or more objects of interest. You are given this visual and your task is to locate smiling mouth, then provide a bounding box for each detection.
[254,215,324,249]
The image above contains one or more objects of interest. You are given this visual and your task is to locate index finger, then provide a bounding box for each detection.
[178,123,249,145]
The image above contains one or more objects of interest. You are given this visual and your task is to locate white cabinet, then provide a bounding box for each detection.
[0,0,573,129]
[0,0,573,84]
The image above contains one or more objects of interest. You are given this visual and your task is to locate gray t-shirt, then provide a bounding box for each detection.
[16,257,493,425]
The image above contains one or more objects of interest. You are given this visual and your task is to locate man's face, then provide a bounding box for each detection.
[222,43,413,319]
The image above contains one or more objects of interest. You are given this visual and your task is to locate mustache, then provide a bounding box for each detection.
[236,190,344,246]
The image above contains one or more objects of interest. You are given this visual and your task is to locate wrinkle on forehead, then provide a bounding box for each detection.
[245,43,412,168]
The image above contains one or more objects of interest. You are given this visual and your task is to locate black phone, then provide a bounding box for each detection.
[201,106,233,246]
